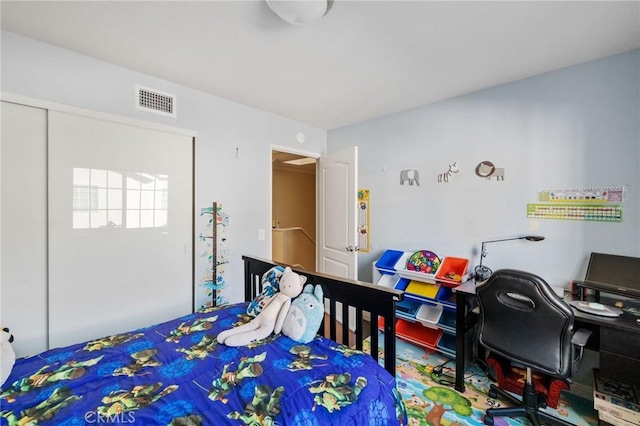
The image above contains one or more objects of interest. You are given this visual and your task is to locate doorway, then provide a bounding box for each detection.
[271,149,317,271]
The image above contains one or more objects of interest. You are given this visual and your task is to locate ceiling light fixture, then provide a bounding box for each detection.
[283,157,316,166]
[266,0,334,25]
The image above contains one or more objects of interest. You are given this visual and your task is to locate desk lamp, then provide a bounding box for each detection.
[474,235,545,281]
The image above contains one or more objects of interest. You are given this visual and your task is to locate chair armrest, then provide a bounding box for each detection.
[571,328,592,348]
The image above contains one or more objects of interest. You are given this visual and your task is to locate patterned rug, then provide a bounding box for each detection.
[368,336,599,426]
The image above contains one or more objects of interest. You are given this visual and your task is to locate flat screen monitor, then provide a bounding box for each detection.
[579,252,640,299]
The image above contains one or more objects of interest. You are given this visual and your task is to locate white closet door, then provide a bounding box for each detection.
[48,110,193,348]
[1,101,48,357]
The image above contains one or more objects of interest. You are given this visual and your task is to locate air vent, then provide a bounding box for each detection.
[136,86,176,117]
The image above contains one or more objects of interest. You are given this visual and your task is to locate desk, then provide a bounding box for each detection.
[570,295,640,384]
[453,280,479,392]
[453,281,640,393]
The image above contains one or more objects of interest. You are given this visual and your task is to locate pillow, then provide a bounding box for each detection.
[246,266,285,317]
[1,327,16,387]
[282,284,324,343]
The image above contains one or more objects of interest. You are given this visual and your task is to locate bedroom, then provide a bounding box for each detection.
[1,1,639,425]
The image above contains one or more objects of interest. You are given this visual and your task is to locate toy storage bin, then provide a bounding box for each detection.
[415,304,443,329]
[394,252,438,283]
[396,299,421,321]
[437,308,456,333]
[377,316,397,332]
[374,249,404,274]
[435,286,456,309]
[404,280,441,303]
[376,273,398,288]
[394,277,410,292]
[437,333,456,357]
[436,256,469,286]
[396,318,442,349]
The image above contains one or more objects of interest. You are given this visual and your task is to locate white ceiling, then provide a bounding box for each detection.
[2,1,639,130]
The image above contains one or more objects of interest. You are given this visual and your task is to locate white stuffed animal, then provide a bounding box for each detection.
[1,327,16,387]
[217,266,306,346]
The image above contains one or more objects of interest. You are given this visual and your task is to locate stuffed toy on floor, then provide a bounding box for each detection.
[1,327,16,387]
[217,266,307,346]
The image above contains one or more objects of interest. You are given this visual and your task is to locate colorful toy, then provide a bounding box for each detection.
[406,250,441,274]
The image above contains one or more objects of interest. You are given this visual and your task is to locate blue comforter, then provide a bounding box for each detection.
[1,303,405,425]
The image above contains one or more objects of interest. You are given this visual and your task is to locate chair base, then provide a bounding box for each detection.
[484,383,575,426]
[486,353,569,408]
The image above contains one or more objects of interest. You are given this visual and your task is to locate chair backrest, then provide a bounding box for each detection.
[476,269,575,378]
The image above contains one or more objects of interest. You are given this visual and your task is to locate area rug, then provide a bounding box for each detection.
[367,336,599,426]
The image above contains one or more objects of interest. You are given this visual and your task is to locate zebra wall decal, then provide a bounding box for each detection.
[438,162,459,183]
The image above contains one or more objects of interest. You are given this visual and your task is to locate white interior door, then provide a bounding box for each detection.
[317,146,358,280]
[48,110,193,348]
[1,101,48,357]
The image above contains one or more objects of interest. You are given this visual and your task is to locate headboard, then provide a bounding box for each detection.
[242,255,403,376]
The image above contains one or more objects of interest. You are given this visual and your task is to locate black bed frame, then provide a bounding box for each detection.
[243,255,403,376]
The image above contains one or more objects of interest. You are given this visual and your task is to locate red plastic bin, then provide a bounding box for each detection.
[396,318,442,349]
[436,256,469,286]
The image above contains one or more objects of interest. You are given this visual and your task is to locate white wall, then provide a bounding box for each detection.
[3,30,638,295]
[1,30,327,304]
[329,50,640,286]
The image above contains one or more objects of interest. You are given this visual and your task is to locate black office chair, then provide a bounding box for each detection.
[476,269,591,426]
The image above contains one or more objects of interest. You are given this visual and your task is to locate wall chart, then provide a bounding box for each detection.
[528,186,626,222]
[527,204,622,222]
[358,189,370,252]
[197,202,230,308]
[537,186,625,203]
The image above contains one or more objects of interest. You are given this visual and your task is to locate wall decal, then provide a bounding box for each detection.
[197,202,230,308]
[437,162,459,183]
[400,169,420,186]
[358,189,370,252]
[475,161,504,181]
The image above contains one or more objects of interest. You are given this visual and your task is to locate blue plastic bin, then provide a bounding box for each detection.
[437,308,456,333]
[375,249,404,274]
[437,333,456,357]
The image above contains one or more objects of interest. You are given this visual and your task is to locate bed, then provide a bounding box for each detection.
[1,255,405,425]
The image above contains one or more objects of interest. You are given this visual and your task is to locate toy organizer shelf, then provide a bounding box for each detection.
[373,249,469,358]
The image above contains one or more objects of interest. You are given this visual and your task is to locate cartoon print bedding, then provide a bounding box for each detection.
[0,303,405,425]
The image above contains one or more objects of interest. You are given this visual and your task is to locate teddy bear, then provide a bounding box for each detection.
[282,284,324,344]
[1,327,16,387]
[217,266,306,346]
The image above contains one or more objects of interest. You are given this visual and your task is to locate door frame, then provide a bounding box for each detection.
[269,144,320,261]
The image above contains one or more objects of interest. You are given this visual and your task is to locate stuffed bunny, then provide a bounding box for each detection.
[217,266,306,346]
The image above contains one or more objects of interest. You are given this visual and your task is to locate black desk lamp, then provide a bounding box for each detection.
[474,235,545,281]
